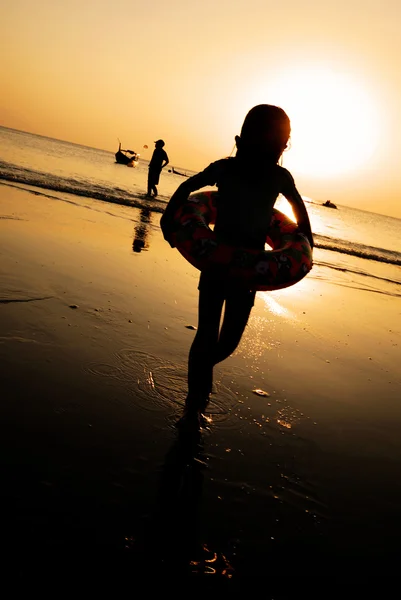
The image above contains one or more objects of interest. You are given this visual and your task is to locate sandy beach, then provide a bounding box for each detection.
[1,184,400,583]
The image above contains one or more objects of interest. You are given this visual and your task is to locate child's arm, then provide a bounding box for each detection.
[160,164,217,247]
[281,171,314,248]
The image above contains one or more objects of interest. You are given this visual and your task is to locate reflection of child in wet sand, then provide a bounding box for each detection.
[161,105,314,431]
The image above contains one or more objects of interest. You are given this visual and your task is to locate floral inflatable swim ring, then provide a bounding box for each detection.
[170,190,313,292]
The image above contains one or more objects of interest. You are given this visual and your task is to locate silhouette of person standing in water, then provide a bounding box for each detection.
[147,140,169,198]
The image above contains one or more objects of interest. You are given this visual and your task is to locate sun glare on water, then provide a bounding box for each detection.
[268,68,381,177]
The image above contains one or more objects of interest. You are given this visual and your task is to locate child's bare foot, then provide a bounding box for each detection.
[175,410,201,432]
[200,412,213,429]
[175,409,212,432]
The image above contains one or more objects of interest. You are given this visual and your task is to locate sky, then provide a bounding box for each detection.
[2,0,401,218]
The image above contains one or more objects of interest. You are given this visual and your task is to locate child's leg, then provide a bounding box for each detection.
[213,288,256,366]
[186,284,225,414]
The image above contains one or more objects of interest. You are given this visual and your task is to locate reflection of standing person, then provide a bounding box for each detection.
[147,140,169,198]
[161,104,314,431]
[132,208,151,253]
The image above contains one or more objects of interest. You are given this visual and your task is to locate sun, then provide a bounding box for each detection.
[264,67,381,177]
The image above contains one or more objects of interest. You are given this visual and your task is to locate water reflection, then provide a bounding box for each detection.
[133,208,152,253]
[260,293,292,318]
[129,429,234,579]
[153,429,206,572]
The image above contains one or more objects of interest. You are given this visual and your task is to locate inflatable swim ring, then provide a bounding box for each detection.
[170,190,313,292]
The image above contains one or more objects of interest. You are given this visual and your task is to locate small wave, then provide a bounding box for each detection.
[0,161,166,213]
[2,158,400,270]
[315,235,401,267]
[314,260,401,287]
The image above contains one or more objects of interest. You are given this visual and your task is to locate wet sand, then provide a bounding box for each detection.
[1,185,400,583]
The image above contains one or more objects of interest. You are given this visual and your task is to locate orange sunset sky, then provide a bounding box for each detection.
[1,0,401,218]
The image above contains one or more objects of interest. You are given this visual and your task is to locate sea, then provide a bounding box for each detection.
[1,125,400,300]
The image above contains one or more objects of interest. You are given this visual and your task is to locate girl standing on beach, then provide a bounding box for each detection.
[160,104,314,429]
